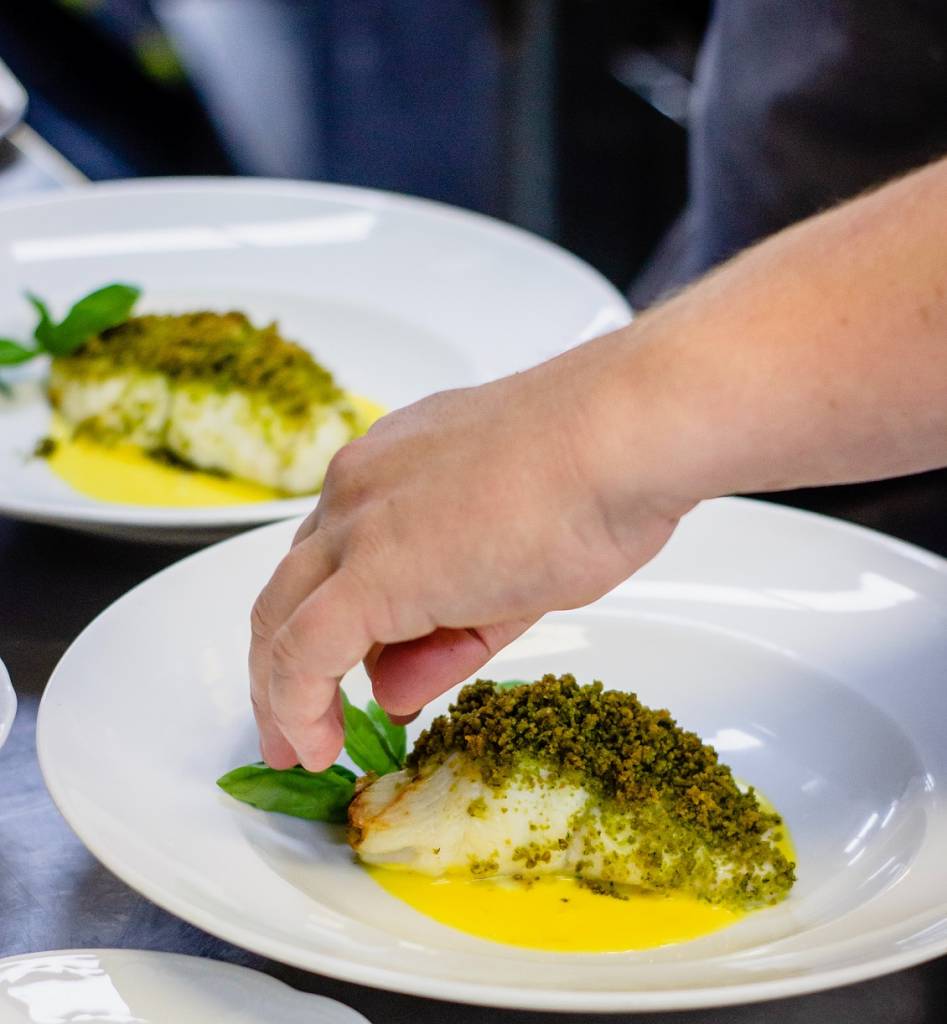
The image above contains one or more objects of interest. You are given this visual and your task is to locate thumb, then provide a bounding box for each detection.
[369,618,537,717]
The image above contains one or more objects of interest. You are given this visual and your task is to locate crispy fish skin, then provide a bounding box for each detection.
[348,677,796,909]
[349,754,587,877]
[48,311,358,494]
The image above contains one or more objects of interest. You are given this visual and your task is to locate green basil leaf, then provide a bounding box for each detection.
[495,679,529,690]
[0,339,37,366]
[365,698,407,765]
[216,762,356,823]
[342,690,402,775]
[26,294,55,349]
[29,283,141,357]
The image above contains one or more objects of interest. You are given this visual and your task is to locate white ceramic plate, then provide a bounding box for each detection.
[0,949,370,1023]
[0,655,15,750]
[0,60,27,140]
[0,178,627,542]
[37,498,947,1012]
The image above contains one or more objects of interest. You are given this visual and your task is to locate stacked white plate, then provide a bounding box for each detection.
[0,950,370,1022]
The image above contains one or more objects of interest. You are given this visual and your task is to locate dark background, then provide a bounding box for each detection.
[0,0,706,289]
[0,0,943,554]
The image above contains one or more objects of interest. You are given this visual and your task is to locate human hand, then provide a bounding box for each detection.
[249,334,690,771]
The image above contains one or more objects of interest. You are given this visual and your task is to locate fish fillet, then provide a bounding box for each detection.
[349,677,795,908]
[49,311,358,494]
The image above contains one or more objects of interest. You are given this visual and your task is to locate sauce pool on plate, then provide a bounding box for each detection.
[368,788,793,953]
[44,394,384,507]
[369,867,743,952]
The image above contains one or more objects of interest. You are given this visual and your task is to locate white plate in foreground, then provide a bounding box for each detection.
[0,177,627,542]
[0,655,15,750]
[37,498,947,1012]
[0,949,370,1023]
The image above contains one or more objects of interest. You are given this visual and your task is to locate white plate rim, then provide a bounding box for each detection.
[0,654,15,750]
[36,497,947,1012]
[0,60,27,140]
[0,176,628,534]
[0,947,372,1022]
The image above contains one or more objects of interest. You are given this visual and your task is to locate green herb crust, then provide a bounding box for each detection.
[408,674,796,906]
[56,311,344,420]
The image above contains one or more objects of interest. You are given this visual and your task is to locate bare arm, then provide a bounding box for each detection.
[590,155,947,510]
[250,156,947,771]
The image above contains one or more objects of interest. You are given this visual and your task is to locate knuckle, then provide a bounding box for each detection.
[292,509,320,546]
[325,438,364,485]
[249,591,276,643]
[249,546,303,642]
[270,624,306,679]
[272,705,318,735]
[323,438,377,510]
[350,568,433,644]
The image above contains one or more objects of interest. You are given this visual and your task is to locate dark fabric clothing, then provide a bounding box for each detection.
[632,0,947,554]
[636,0,947,301]
[684,0,947,282]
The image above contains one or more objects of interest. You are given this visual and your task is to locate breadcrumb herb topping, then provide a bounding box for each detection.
[408,675,796,905]
[58,311,343,418]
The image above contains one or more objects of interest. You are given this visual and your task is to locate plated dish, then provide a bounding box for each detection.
[220,675,795,953]
[0,655,14,750]
[0,178,628,541]
[0,949,371,1023]
[37,498,947,1011]
[4,283,382,503]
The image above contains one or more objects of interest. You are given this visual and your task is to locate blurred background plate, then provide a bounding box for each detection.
[0,949,371,1023]
[0,177,628,542]
[36,498,947,1012]
[0,655,14,749]
[0,59,26,139]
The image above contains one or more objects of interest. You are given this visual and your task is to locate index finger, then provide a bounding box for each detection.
[250,530,335,766]
[269,564,435,770]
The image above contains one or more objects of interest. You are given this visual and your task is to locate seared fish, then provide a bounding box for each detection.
[349,677,795,909]
[49,311,358,494]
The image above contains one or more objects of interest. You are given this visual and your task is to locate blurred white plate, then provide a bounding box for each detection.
[0,60,27,140]
[0,949,370,1023]
[0,178,627,542]
[37,498,947,1012]
[0,655,14,750]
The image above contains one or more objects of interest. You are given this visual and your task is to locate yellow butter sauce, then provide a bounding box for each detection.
[368,789,794,953]
[44,394,385,507]
[369,868,743,952]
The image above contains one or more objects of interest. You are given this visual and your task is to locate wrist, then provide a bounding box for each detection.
[545,317,706,538]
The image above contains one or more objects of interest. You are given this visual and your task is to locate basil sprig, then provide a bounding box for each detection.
[217,689,407,823]
[495,679,528,690]
[0,339,36,366]
[0,283,141,368]
[341,691,404,775]
[365,697,407,763]
[216,763,357,823]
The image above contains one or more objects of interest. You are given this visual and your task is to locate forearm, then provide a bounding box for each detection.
[250,156,947,765]
[586,156,947,511]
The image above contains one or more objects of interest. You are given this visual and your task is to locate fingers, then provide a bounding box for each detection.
[292,512,319,548]
[268,565,433,770]
[370,617,537,716]
[249,530,334,767]
[362,642,385,679]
